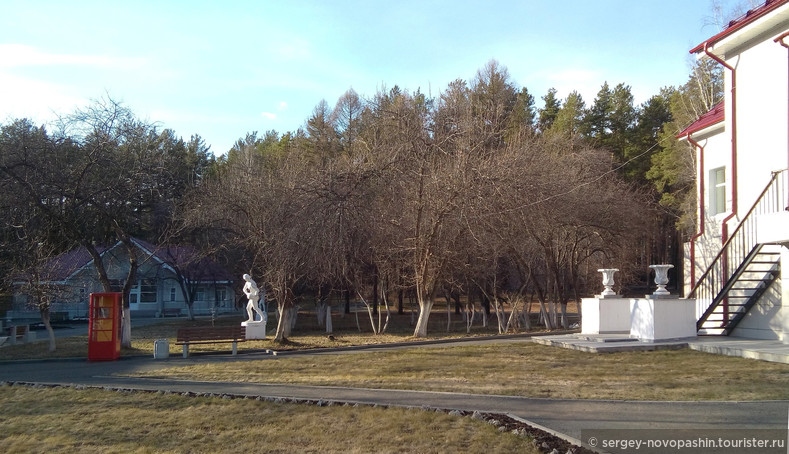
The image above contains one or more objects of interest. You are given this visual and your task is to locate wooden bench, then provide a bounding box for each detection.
[4,325,34,345]
[176,326,246,358]
[161,308,182,317]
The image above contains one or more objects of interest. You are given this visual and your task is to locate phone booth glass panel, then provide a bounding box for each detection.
[88,292,121,361]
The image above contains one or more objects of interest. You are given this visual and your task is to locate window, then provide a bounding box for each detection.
[109,279,123,292]
[195,288,205,302]
[170,287,176,302]
[710,167,727,215]
[139,279,157,303]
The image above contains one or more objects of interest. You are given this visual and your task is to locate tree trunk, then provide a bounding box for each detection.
[381,292,391,334]
[560,301,568,329]
[119,234,137,348]
[325,304,333,334]
[465,301,475,334]
[273,303,293,342]
[290,306,299,330]
[317,302,326,328]
[121,306,132,348]
[40,307,55,352]
[538,299,554,329]
[413,298,434,337]
[372,278,379,315]
[493,298,505,334]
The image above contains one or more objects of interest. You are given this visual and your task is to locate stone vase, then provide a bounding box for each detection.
[597,268,619,297]
[649,264,674,296]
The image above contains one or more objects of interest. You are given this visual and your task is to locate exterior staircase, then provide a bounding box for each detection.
[695,245,780,335]
[689,170,787,336]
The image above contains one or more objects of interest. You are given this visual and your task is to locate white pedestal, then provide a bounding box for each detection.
[630,298,696,341]
[242,321,267,340]
[153,339,169,359]
[581,296,631,334]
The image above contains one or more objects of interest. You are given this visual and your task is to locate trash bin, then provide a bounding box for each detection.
[153,339,170,359]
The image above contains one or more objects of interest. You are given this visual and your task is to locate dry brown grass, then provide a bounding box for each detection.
[127,342,789,402]
[4,310,787,402]
[0,385,540,454]
[0,309,556,360]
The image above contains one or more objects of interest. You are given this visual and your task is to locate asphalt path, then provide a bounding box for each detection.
[1,343,786,447]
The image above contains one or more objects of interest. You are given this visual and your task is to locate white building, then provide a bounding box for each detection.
[680,0,789,341]
[11,238,237,320]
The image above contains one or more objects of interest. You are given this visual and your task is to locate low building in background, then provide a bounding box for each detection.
[10,238,236,321]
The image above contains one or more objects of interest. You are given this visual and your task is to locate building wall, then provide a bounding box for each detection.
[684,127,732,296]
[723,24,789,340]
[730,31,789,212]
[686,16,789,340]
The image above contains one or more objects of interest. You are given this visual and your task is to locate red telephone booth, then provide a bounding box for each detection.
[88,292,121,361]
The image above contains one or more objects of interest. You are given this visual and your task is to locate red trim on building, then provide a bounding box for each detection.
[689,0,789,54]
[676,101,725,138]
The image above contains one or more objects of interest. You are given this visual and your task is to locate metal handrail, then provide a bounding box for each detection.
[688,169,787,322]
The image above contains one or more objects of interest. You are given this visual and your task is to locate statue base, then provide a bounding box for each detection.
[581,297,630,334]
[242,321,267,340]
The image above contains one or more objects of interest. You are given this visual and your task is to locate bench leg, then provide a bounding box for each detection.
[231,341,237,356]
[182,344,189,358]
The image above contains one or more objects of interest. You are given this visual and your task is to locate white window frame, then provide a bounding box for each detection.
[709,166,727,216]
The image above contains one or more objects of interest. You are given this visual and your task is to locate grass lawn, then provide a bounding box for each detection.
[126,342,789,401]
[0,385,541,454]
[0,309,556,360]
[3,311,788,401]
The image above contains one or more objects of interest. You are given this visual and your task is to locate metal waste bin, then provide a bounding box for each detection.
[153,339,170,359]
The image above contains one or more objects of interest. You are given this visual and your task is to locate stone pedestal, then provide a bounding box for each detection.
[153,339,169,359]
[242,321,267,340]
[581,296,631,334]
[630,298,696,341]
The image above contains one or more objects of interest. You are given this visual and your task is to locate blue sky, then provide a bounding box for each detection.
[1,1,742,155]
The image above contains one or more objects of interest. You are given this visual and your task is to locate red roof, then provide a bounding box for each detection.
[38,246,109,282]
[676,101,725,138]
[690,0,789,54]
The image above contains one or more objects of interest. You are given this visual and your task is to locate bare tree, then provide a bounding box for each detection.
[10,238,66,352]
[332,88,364,154]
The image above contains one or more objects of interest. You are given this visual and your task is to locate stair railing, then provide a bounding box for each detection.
[688,169,787,322]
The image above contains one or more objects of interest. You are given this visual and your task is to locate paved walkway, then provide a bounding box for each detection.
[534,333,789,364]
[0,339,786,448]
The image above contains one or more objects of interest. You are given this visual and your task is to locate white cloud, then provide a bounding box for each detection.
[261,112,277,120]
[0,44,146,70]
[277,101,288,111]
[0,72,87,123]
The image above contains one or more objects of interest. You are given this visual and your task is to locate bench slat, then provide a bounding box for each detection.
[176,326,246,343]
[175,326,247,358]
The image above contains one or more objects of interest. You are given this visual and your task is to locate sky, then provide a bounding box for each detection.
[1,0,745,155]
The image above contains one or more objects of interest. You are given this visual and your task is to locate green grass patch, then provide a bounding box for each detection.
[0,385,539,454]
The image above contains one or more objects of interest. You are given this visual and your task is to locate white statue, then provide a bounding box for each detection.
[243,274,266,322]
